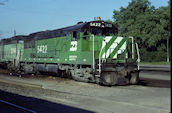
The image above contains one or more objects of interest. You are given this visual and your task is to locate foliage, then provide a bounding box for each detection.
[113,0,171,62]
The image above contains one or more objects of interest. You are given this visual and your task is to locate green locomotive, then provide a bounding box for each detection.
[0,20,140,85]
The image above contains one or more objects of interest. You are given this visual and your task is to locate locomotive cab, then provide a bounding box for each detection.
[69,20,140,85]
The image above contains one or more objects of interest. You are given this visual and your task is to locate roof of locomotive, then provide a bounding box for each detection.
[1,20,118,42]
[0,22,87,42]
[0,35,27,44]
[33,20,118,40]
[33,22,88,40]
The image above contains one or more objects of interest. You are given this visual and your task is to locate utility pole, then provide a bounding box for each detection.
[0,31,2,39]
[167,37,169,62]
[14,29,16,36]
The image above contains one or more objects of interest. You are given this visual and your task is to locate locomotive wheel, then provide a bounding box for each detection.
[129,72,139,84]
[101,71,118,86]
[57,70,67,78]
[70,69,90,82]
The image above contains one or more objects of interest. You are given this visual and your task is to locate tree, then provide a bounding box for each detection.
[113,0,171,62]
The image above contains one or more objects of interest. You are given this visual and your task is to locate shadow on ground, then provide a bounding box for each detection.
[0,90,95,113]
[138,78,170,88]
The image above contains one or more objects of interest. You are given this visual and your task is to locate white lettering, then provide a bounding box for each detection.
[70,41,77,51]
[10,48,16,54]
[90,22,112,28]
[69,55,77,61]
[37,45,47,53]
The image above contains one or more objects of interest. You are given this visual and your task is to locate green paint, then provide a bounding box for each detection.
[109,38,127,58]
[0,30,137,66]
[101,36,117,57]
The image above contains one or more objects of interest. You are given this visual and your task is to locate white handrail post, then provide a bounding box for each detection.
[99,43,104,74]
[135,43,140,70]
[129,36,134,59]
[92,35,95,71]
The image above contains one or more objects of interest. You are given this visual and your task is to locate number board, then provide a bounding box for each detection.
[90,22,112,28]
[37,45,47,53]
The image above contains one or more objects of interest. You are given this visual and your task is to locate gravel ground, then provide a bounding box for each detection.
[0,68,171,113]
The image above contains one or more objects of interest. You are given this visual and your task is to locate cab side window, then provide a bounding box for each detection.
[73,31,80,39]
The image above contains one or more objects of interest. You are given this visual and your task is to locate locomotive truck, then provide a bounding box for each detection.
[0,20,140,85]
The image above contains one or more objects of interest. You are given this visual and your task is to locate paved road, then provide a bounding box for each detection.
[140,71,170,81]
[139,64,171,72]
[139,64,170,81]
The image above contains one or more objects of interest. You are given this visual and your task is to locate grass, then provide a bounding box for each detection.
[139,61,171,65]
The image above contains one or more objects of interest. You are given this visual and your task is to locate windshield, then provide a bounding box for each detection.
[90,27,116,36]
[90,28,102,36]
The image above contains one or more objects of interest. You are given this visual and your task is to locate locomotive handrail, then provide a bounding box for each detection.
[92,35,95,71]
[98,40,119,74]
[98,41,104,74]
[135,43,140,70]
[129,36,134,59]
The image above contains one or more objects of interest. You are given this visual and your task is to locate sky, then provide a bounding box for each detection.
[0,0,169,38]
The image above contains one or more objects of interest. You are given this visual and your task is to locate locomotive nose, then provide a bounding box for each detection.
[101,36,127,60]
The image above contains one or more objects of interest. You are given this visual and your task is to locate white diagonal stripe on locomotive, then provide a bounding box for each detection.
[102,36,123,59]
[113,41,127,59]
[102,36,112,58]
